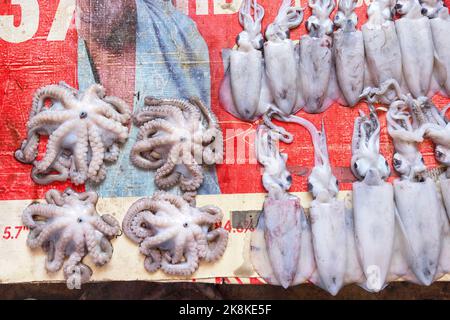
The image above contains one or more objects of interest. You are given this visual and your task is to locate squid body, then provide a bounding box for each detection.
[333,0,365,107]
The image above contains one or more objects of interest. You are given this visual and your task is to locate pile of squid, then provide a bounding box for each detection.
[220,0,450,119]
[250,81,450,294]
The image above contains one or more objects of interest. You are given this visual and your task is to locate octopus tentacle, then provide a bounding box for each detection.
[33,119,79,172]
[195,205,224,225]
[137,119,175,140]
[122,198,160,243]
[143,249,162,272]
[155,144,182,190]
[99,96,131,124]
[45,189,65,206]
[45,227,74,272]
[31,84,77,115]
[130,136,176,170]
[90,114,129,143]
[70,122,89,185]
[26,219,69,248]
[85,226,113,266]
[87,122,105,182]
[140,227,179,251]
[179,153,204,192]
[160,241,199,276]
[92,214,121,237]
[104,143,120,162]
[204,228,229,262]
[134,105,185,126]
[22,203,65,228]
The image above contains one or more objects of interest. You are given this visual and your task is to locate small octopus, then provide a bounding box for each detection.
[122,191,228,276]
[22,188,121,289]
[130,97,223,203]
[15,82,131,185]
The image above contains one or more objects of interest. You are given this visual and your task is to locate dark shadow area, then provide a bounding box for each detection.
[1,281,450,300]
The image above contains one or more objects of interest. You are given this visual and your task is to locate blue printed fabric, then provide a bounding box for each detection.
[78,0,220,197]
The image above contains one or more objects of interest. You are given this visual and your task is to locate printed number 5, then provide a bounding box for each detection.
[0,0,76,43]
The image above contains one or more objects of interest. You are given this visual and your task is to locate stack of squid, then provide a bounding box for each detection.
[220,0,450,294]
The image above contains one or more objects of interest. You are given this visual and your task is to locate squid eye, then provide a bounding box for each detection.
[285,30,290,39]
[286,175,292,184]
[395,3,402,9]
[258,38,264,49]
[421,7,428,15]
[336,179,339,187]
[421,157,425,163]
[385,160,389,167]
[393,158,402,168]
[307,182,313,192]
[305,20,310,30]
[236,34,240,44]
[183,223,188,228]
[436,150,444,159]
[353,162,358,170]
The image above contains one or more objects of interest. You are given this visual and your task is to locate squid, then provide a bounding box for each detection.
[333,0,365,107]
[387,97,445,285]
[394,0,435,98]
[351,94,395,292]
[421,0,450,97]
[250,125,315,288]
[298,0,337,113]
[275,114,363,295]
[219,0,271,121]
[264,0,304,115]
[362,0,404,104]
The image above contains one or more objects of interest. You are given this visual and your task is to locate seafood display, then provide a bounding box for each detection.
[279,114,363,295]
[298,0,336,113]
[15,83,131,185]
[250,125,315,288]
[421,0,450,96]
[351,95,394,292]
[22,188,121,289]
[395,0,435,97]
[264,0,304,115]
[130,97,223,204]
[362,0,404,103]
[333,0,365,107]
[122,191,228,276]
[387,96,444,285]
[219,0,269,121]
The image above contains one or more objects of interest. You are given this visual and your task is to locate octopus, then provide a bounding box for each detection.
[122,191,228,276]
[333,0,365,107]
[22,188,121,289]
[130,96,223,203]
[394,0,435,98]
[14,82,131,185]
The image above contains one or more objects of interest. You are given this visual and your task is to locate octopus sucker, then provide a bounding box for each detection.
[219,0,271,121]
[264,0,304,115]
[15,83,131,185]
[394,0,435,98]
[22,188,121,289]
[333,0,365,107]
[130,96,223,201]
[351,90,394,292]
[122,192,228,276]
